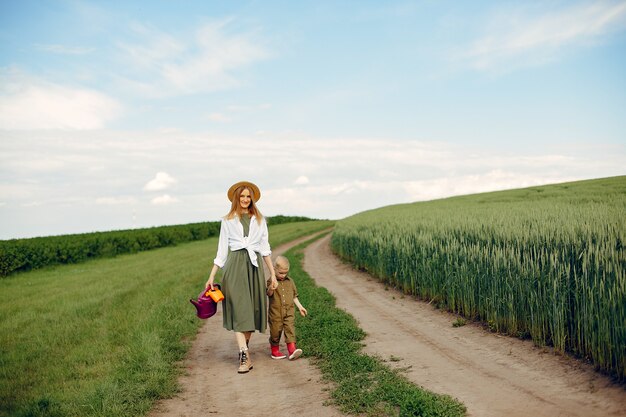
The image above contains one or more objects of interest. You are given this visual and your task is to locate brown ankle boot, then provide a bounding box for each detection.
[238,348,253,373]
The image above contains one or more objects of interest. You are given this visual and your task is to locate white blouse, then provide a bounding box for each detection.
[213,215,271,268]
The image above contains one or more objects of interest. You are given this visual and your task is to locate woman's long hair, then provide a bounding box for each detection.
[225,185,263,223]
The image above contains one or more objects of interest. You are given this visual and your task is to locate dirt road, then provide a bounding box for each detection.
[150,232,625,417]
[149,230,342,417]
[302,234,626,417]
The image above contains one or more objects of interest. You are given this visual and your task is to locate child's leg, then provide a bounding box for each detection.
[284,314,302,360]
[268,318,287,359]
[284,313,296,345]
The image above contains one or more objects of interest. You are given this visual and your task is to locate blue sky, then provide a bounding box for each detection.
[1,0,625,239]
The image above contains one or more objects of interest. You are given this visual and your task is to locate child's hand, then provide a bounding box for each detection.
[299,307,308,317]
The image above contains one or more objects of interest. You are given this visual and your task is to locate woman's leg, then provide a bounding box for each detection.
[235,332,247,350]
[236,331,253,373]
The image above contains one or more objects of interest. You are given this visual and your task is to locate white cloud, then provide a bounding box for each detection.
[21,201,45,207]
[151,194,179,205]
[0,70,121,130]
[294,176,310,185]
[96,196,138,205]
[144,172,177,191]
[402,170,571,202]
[226,104,249,111]
[208,112,231,123]
[206,103,271,123]
[118,20,269,97]
[35,44,95,55]
[1,129,624,238]
[461,1,626,71]
[0,183,36,201]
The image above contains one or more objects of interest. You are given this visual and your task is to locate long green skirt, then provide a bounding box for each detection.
[221,248,267,332]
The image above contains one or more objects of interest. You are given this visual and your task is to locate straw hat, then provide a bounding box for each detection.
[227,181,261,202]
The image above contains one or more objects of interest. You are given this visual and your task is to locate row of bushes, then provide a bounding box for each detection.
[0,215,313,277]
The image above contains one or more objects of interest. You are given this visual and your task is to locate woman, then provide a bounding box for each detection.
[206,181,277,374]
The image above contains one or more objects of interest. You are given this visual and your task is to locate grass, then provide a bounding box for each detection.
[452,318,467,328]
[287,234,466,417]
[0,220,333,417]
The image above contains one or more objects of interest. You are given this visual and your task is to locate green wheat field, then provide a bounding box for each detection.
[332,176,626,380]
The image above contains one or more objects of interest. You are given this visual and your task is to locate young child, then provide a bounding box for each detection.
[266,255,308,360]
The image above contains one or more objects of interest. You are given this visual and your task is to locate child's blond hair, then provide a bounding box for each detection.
[274,255,290,270]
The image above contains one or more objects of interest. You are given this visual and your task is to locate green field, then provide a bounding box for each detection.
[331,176,626,380]
[0,220,333,417]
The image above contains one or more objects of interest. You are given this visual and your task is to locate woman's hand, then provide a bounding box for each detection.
[205,276,214,290]
[270,275,278,290]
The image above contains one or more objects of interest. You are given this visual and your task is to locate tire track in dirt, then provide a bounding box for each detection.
[303,234,626,417]
[149,229,342,417]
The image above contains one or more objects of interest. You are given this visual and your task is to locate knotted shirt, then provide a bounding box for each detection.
[213,215,271,268]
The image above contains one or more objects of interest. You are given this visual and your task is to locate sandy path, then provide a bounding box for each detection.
[149,229,342,417]
[303,234,626,417]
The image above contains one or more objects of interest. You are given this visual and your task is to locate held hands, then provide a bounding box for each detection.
[269,274,278,290]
